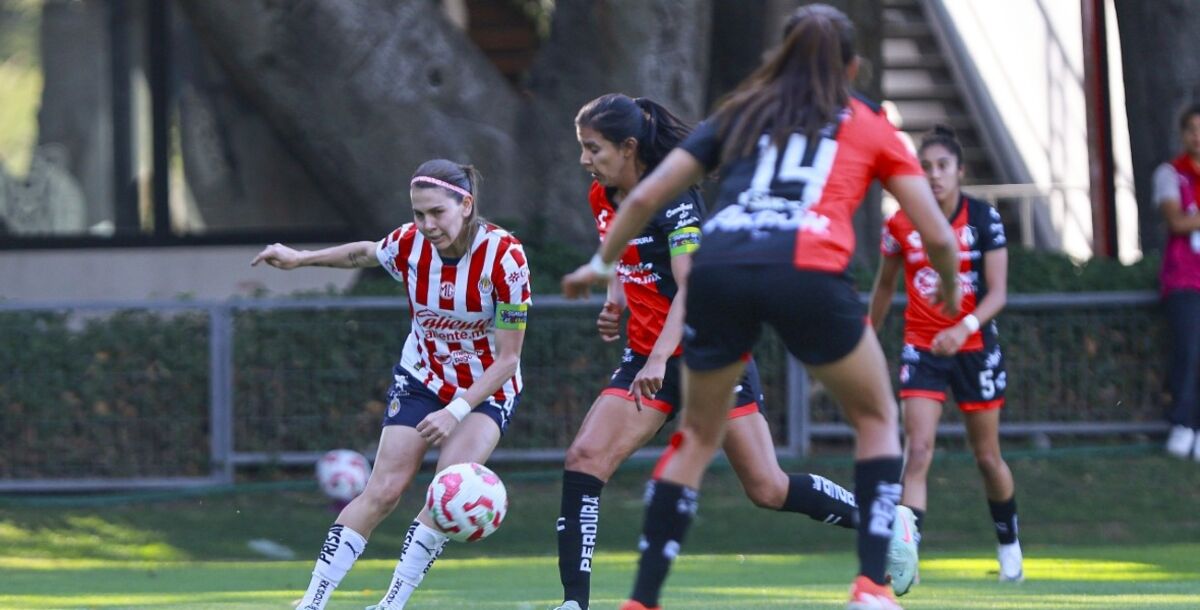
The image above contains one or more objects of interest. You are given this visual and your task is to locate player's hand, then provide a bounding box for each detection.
[251,243,303,269]
[630,356,667,410]
[931,323,969,356]
[416,410,459,447]
[561,264,608,299]
[597,301,623,342]
[929,275,962,318]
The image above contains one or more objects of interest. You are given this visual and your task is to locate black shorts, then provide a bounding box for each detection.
[683,263,866,370]
[898,342,1007,412]
[381,364,518,433]
[602,348,765,420]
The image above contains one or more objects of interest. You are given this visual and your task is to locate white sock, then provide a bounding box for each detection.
[296,524,368,610]
[374,521,450,609]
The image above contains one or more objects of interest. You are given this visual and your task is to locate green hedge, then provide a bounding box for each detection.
[0,247,1168,479]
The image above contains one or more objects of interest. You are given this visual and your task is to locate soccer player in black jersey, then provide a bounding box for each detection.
[553,93,867,610]
[562,6,961,609]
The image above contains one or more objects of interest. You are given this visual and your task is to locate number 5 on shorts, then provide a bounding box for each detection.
[979,369,995,400]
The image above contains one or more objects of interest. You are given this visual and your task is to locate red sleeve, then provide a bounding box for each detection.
[880,215,903,257]
[875,126,923,180]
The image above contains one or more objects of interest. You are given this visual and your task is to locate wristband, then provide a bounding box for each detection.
[587,253,617,277]
[961,314,980,333]
[444,397,472,421]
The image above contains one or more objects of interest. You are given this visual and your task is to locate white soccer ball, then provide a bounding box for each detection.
[425,462,508,542]
[315,449,371,502]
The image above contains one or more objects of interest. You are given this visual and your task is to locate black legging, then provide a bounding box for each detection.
[1165,290,1200,429]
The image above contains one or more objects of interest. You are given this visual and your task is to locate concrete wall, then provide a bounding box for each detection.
[941,0,1138,262]
[0,245,359,302]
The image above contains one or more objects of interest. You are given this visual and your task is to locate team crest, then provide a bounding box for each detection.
[387,397,401,417]
[478,276,493,294]
[439,281,455,300]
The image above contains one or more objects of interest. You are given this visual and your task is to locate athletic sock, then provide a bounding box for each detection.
[296,523,368,610]
[629,479,698,607]
[988,495,1019,545]
[854,457,903,586]
[781,473,858,529]
[374,521,449,609]
[557,470,606,608]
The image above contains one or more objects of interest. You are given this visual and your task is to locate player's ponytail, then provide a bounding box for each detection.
[918,124,964,167]
[576,93,692,176]
[714,3,855,165]
[632,97,691,172]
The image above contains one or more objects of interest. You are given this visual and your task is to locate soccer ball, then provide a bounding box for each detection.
[315,449,371,502]
[425,462,508,542]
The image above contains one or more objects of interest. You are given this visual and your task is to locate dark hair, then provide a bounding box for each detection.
[410,159,485,249]
[713,3,855,164]
[1181,103,1200,130]
[575,93,692,174]
[918,124,964,167]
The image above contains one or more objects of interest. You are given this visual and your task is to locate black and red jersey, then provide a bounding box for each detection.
[589,181,704,356]
[881,194,1007,351]
[679,94,924,272]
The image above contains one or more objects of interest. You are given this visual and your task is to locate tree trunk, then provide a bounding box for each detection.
[37,0,112,228]
[177,0,524,237]
[1115,0,1200,253]
[522,0,713,242]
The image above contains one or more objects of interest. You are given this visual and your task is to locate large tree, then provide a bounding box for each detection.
[1115,0,1200,253]
[178,0,712,244]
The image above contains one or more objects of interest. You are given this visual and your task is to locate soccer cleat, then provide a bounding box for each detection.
[1165,425,1195,459]
[552,602,585,610]
[618,601,660,610]
[846,575,903,610]
[886,505,920,596]
[997,540,1025,582]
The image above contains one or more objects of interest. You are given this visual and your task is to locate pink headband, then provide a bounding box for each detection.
[411,176,471,198]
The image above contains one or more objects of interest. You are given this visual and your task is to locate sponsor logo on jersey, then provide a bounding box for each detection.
[906,231,924,249]
[495,303,529,330]
[434,349,482,366]
[596,209,611,230]
[506,268,529,286]
[628,235,654,246]
[414,308,490,342]
[439,281,455,300]
[665,202,695,218]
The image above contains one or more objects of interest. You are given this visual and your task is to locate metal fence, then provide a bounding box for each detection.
[0,292,1169,491]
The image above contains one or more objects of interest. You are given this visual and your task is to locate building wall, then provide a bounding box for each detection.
[941,0,1138,261]
[0,245,358,302]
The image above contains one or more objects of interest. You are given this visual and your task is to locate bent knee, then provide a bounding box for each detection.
[564,442,618,477]
[973,450,1006,474]
[360,476,409,510]
[905,439,936,470]
[744,477,787,510]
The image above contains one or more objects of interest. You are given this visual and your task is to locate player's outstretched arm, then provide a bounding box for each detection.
[250,241,379,270]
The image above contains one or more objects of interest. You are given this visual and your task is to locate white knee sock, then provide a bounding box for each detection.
[297,524,368,610]
[373,521,450,609]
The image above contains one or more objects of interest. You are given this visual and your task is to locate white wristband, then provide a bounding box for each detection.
[444,397,472,422]
[587,253,616,277]
[961,314,980,333]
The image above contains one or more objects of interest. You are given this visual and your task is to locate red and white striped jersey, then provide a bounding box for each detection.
[375,222,531,404]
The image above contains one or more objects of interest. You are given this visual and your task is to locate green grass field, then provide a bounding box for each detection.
[2,448,1200,609]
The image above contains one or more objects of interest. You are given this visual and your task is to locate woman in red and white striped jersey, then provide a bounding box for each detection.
[252,159,531,610]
